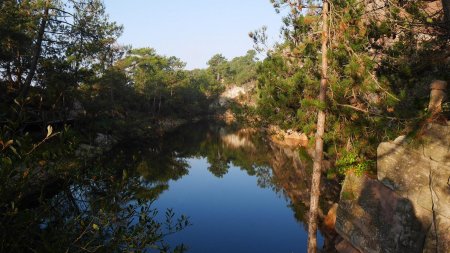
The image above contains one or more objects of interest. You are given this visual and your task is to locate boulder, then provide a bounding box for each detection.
[336,173,426,253]
[377,122,450,252]
[336,122,450,253]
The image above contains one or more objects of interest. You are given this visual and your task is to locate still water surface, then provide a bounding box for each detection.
[2,122,341,252]
[142,123,328,252]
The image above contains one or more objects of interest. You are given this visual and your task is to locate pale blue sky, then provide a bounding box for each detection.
[104,0,284,69]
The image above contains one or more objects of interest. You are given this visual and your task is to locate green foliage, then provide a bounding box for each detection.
[226,50,258,85]
[334,152,374,176]
[206,50,258,86]
[207,53,229,81]
[0,118,193,252]
[0,2,200,252]
[255,0,449,171]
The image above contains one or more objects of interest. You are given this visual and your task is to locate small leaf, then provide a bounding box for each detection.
[92,224,99,230]
[46,125,53,138]
[4,140,13,149]
[9,146,21,158]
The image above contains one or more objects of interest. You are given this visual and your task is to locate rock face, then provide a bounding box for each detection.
[216,82,256,107]
[336,173,427,253]
[336,122,450,253]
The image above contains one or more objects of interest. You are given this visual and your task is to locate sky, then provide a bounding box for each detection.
[104,0,284,70]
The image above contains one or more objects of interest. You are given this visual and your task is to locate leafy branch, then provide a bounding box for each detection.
[25,125,60,155]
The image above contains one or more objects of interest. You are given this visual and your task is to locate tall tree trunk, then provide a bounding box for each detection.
[307,1,329,252]
[19,0,50,99]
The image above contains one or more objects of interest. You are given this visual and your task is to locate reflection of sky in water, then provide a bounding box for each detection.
[154,157,324,253]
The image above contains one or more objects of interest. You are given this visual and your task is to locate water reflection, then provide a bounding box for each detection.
[1,121,340,252]
[132,122,340,252]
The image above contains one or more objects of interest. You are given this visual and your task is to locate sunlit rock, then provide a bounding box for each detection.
[267,125,308,148]
[336,173,426,253]
[337,122,450,253]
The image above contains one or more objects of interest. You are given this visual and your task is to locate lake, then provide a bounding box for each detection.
[134,122,336,252]
[3,121,339,252]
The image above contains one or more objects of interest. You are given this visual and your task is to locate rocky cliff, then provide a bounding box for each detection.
[335,122,450,253]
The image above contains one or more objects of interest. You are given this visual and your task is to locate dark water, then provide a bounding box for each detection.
[3,121,340,252]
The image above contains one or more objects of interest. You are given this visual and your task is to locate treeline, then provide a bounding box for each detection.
[0,1,263,251]
[206,50,258,85]
[0,0,262,197]
[251,0,450,173]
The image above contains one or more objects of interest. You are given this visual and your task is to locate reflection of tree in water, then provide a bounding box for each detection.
[2,121,341,252]
[0,135,192,252]
[109,122,340,252]
[254,165,274,189]
[207,155,230,178]
[194,124,341,252]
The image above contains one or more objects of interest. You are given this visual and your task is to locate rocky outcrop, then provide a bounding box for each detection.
[378,123,450,253]
[267,125,309,148]
[336,122,450,253]
[211,82,257,124]
[217,82,256,107]
[336,173,427,253]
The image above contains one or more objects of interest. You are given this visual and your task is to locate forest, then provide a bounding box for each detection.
[0,0,449,252]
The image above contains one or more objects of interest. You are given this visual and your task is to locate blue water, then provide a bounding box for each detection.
[154,158,323,253]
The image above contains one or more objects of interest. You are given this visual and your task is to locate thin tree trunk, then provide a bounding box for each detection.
[307,1,329,253]
[19,0,50,99]
[6,62,13,85]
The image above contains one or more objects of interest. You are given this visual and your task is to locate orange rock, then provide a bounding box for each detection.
[324,203,338,231]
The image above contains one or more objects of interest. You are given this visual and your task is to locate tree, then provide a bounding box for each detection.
[20,0,50,99]
[207,53,228,82]
[307,1,328,252]
[227,50,258,85]
[256,1,449,251]
[117,48,187,115]
[0,0,123,127]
